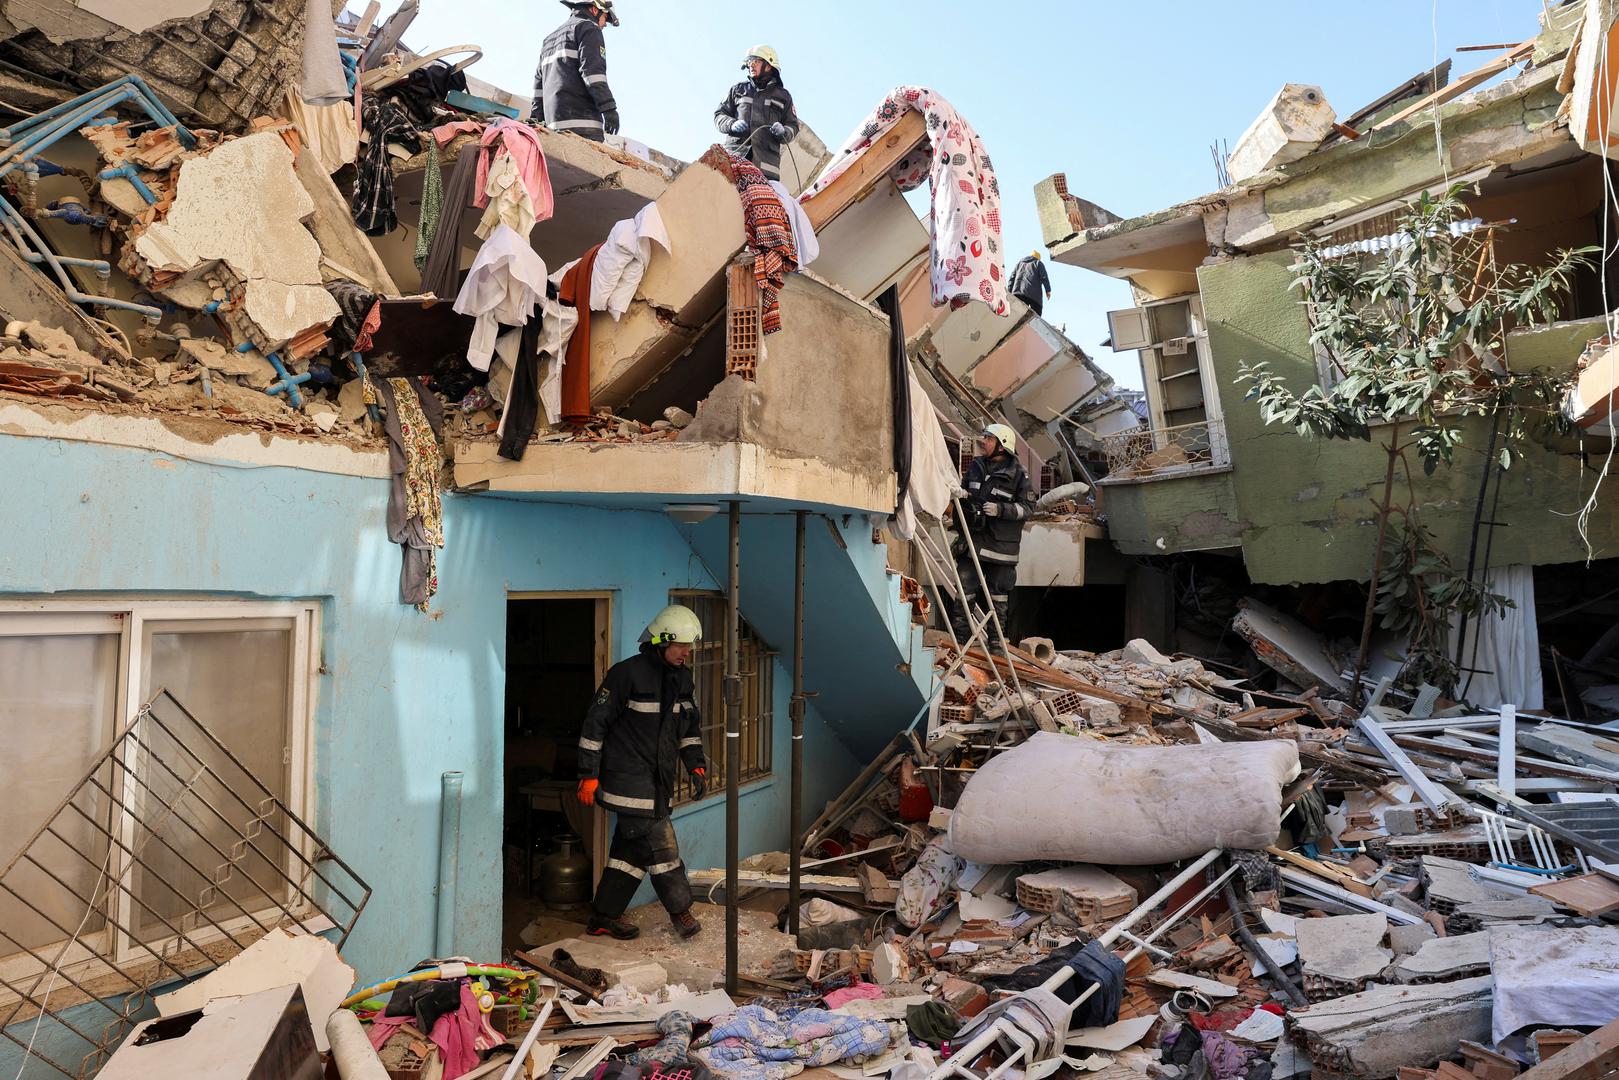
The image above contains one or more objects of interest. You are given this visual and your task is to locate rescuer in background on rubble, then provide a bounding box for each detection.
[575,604,708,940]
[534,0,620,142]
[1009,251,1052,315]
[949,424,1034,642]
[715,45,801,182]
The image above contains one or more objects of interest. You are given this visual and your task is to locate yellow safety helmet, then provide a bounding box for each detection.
[742,45,781,70]
[982,423,1017,454]
[647,604,703,645]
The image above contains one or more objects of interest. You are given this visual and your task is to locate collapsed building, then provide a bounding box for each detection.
[0,2,1617,1080]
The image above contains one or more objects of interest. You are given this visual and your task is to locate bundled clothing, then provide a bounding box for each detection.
[324,279,380,354]
[475,118,555,240]
[694,1005,894,1080]
[804,87,1008,315]
[714,71,800,182]
[370,376,444,611]
[951,450,1033,639]
[1009,255,1050,314]
[452,223,549,371]
[534,13,617,140]
[980,939,1125,1030]
[896,836,963,929]
[579,643,707,919]
[367,982,502,1080]
[591,203,672,320]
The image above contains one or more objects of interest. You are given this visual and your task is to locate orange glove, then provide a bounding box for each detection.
[690,767,707,800]
[577,778,598,806]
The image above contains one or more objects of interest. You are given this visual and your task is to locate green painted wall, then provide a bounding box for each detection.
[1120,250,1619,585]
[1100,468,1245,556]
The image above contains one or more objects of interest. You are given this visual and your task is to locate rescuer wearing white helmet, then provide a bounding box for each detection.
[949,424,1034,641]
[714,44,801,181]
[576,604,708,939]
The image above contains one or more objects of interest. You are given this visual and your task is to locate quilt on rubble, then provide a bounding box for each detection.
[692,1005,893,1080]
[803,87,1007,316]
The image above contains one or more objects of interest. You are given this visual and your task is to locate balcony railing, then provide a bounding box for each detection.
[1101,418,1227,478]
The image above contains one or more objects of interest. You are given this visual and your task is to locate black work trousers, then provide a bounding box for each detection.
[592,814,693,919]
[951,549,1016,642]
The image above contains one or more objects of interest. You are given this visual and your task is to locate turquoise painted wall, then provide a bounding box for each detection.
[0,434,874,1075]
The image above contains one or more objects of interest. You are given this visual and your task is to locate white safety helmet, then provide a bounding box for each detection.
[647,604,703,646]
[982,423,1017,454]
[742,45,781,70]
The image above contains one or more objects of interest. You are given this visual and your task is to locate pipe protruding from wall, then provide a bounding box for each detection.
[436,771,464,957]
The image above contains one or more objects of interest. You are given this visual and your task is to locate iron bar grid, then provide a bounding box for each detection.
[0,690,369,1079]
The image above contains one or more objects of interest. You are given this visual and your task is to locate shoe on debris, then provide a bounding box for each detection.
[586,915,640,940]
[671,909,701,939]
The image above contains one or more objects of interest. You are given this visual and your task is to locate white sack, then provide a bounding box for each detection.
[947,731,1301,865]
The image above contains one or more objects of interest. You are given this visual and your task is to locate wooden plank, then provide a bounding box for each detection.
[1373,41,1534,130]
[1528,873,1619,917]
[801,109,928,232]
[1516,1016,1619,1080]
[1267,846,1374,897]
[687,868,894,894]
[1394,734,1619,783]
[513,949,603,1002]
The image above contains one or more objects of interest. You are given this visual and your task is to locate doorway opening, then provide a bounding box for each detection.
[502,593,612,955]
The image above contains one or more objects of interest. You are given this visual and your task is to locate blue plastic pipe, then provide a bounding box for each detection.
[436,772,463,957]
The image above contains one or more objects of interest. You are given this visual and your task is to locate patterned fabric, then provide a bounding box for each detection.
[896,836,963,929]
[324,279,378,353]
[725,154,798,335]
[351,95,421,235]
[804,87,1007,315]
[415,137,443,269]
[694,1005,894,1080]
[627,1010,696,1067]
[368,376,445,611]
[394,379,443,611]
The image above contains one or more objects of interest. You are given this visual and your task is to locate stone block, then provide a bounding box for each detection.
[1385,805,1425,837]
[1291,976,1495,1078]
[1297,913,1390,986]
[1394,931,1490,983]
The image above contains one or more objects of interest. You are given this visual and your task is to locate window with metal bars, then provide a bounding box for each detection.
[669,591,773,804]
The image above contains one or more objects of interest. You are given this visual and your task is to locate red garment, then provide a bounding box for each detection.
[559,244,604,426]
[365,984,500,1080]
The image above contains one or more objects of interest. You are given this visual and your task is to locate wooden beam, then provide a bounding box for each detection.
[1373,41,1534,131]
[801,109,928,233]
[1516,1016,1619,1080]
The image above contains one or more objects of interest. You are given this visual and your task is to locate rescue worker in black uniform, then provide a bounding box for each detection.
[534,0,620,142]
[714,45,801,183]
[1009,251,1052,315]
[950,424,1035,641]
[576,604,708,940]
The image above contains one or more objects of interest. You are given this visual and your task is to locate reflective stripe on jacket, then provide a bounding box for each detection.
[714,74,799,181]
[964,452,1034,562]
[534,15,617,135]
[578,643,706,818]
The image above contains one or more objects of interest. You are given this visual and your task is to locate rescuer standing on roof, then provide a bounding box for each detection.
[950,424,1034,642]
[1009,251,1052,315]
[534,0,620,142]
[715,45,801,182]
[576,604,708,940]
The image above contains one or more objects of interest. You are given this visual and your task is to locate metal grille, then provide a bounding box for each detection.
[0,690,370,1079]
[671,593,773,803]
[1100,418,1225,478]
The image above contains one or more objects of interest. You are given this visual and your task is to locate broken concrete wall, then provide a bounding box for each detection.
[1184,248,1619,584]
[680,273,894,495]
[1099,468,1245,557]
[0,0,312,130]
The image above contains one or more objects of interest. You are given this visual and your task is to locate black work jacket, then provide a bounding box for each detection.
[964,452,1034,561]
[1009,257,1050,303]
[534,15,617,136]
[578,644,706,818]
[715,73,800,181]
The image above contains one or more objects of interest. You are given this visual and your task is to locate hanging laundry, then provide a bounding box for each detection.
[704,150,798,335]
[766,180,819,268]
[433,119,485,145]
[558,245,604,425]
[476,150,537,240]
[452,223,549,371]
[369,376,444,612]
[421,145,481,298]
[804,87,1008,316]
[300,0,348,106]
[350,95,420,235]
[324,280,381,354]
[475,119,554,225]
[285,93,358,174]
[414,138,444,269]
[591,202,672,320]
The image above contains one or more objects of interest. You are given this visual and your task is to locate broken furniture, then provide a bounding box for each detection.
[99,983,322,1080]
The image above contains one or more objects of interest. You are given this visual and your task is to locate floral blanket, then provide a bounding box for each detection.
[693,1005,894,1080]
[804,86,1007,316]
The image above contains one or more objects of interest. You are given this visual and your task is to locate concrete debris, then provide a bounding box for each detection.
[1393,931,1491,984]
[1228,84,1337,182]
[1231,599,1350,696]
[1291,977,1495,1078]
[1296,913,1390,990]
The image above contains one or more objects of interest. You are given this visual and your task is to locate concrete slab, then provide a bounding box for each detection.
[544,901,793,990]
[1389,922,1438,957]
[1231,600,1348,695]
[1424,856,1521,909]
[1519,723,1619,773]
[1393,931,1491,983]
[1290,976,1494,1078]
[1296,913,1390,987]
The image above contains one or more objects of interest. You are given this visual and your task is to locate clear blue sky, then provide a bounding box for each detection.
[398,0,1541,388]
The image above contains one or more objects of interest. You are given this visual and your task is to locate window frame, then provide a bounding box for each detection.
[0,598,321,995]
[667,590,774,804]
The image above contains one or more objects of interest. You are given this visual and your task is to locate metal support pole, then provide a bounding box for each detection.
[435,771,463,958]
[788,510,807,937]
[724,501,742,996]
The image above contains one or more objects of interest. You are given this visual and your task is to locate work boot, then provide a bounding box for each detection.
[586,915,640,940]
[671,909,701,939]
